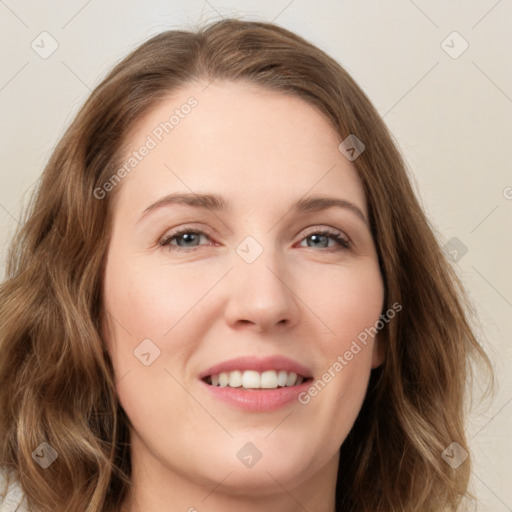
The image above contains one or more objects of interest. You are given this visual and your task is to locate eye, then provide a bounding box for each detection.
[159,227,351,252]
[296,228,351,251]
[159,228,213,252]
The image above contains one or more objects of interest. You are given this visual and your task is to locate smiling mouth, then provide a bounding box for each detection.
[202,369,312,389]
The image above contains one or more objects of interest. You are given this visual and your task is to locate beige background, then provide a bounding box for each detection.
[0,0,511,509]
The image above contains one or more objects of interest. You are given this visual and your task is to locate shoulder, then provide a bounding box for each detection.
[0,467,30,512]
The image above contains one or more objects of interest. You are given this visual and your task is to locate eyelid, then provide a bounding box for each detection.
[300,225,350,243]
[158,224,352,252]
[159,225,214,247]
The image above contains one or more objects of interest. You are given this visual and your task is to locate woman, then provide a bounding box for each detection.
[0,18,493,512]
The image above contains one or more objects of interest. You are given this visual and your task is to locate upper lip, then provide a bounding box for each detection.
[198,355,313,380]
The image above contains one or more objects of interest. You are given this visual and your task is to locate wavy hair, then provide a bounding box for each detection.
[0,17,493,512]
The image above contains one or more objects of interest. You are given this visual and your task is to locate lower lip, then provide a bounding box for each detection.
[199,379,312,412]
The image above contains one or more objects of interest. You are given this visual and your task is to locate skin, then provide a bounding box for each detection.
[101,80,385,512]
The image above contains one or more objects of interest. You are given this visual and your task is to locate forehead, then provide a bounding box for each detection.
[113,80,367,218]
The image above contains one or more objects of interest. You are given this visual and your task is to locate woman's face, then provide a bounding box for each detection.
[101,81,385,503]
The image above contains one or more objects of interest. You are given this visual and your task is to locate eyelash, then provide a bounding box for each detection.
[158,226,351,253]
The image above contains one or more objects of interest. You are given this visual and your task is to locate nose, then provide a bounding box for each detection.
[223,249,300,333]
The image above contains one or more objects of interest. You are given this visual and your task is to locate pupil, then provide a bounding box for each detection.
[310,234,326,247]
[181,233,197,246]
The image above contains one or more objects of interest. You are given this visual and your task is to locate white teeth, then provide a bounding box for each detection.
[260,370,278,389]
[229,370,242,387]
[277,370,288,387]
[219,372,229,387]
[242,370,260,389]
[286,372,297,387]
[207,369,307,388]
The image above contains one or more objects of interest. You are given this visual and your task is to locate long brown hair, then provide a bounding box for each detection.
[0,18,493,512]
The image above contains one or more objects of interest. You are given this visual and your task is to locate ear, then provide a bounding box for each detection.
[371,332,386,369]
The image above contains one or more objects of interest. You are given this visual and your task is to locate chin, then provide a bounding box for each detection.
[206,461,313,497]
[199,440,321,495]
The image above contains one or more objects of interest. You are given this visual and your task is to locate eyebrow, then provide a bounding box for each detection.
[138,192,368,225]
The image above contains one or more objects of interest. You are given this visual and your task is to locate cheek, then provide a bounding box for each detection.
[103,247,384,368]
[295,260,383,419]
[101,254,222,408]
[100,244,385,479]
[100,258,206,438]
[102,256,212,340]
[297,259,384,343]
